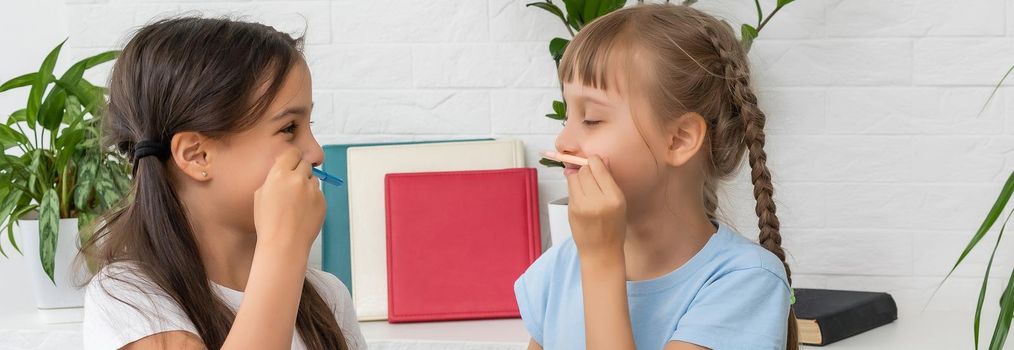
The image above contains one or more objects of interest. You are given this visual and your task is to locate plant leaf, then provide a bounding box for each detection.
[584,0,624,23]
[27,40,66,130]
[753,0,763,25]
[111,162,132,195]
[0,73,38,93]
[63,96,84,125]
[976,208,1014,349]
[26,150,44,199]
[564,0,586,29]
[991,257,1014,350]
[549,37,570,65]
[526,1,568,27]
[38,86,67,132]
[0,124,30,150]
[39,188,59,283]
[58,58,87,90]
[6,204,34,256]
[78,50,118,70]
[947,170,1014,279]
[0,189,24,240]
[741,24,759,51]
[567,13,584,32]
[55,79,102,115]
[54,131,84,178]
[93,175,119,209]
[7,108,28,126]
[38,61,87,132]
[978,65,1013,118]
[552,100,567,116]
[776,0,795,7]
[540,157,565,168]
[74,157,98,210]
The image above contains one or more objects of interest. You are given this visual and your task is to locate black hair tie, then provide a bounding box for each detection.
[132,140,169,167]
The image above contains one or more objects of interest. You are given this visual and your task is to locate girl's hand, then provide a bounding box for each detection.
[566,155,627,261]
[567,156,637,350]
[253,147,325,252]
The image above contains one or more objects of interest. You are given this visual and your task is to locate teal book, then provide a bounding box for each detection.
[320,139,492,293]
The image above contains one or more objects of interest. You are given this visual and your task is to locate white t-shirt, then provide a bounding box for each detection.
[82,262,367,350]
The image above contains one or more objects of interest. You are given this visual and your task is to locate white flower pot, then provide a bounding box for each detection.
[547,197,572,247]
[17,218,86,323]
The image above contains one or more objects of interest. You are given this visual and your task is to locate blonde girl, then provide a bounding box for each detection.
[515,4,797,350]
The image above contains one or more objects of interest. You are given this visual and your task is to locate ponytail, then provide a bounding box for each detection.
[79,17,350,350]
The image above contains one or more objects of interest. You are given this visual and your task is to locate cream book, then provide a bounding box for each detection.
[346,139,526,321]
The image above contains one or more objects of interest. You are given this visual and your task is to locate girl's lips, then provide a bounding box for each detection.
[563,163,582,175]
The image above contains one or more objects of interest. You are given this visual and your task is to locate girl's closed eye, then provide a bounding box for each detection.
[561,116,603,127]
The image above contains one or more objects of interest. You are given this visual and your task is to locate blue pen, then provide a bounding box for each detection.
[312,168,344,187]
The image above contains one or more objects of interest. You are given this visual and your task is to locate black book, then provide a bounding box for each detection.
[793,288,897,346]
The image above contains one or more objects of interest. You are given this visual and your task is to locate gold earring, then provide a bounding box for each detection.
[201,171,208,177]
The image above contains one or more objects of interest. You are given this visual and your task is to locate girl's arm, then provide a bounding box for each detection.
[667,341,709,349]
[223,148,325,349]
[122,331,205,349]
[222,240,313,349]
[579,250,636,350]
[565,156,636,350]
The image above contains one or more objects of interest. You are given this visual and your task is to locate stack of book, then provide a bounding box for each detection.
[321,139,542,322]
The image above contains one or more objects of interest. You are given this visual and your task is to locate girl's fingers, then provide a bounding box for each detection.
[577,165,600,196]
[278,147,302,172]
[295,157,312,180]
[565,170,584,199]
[586,156,621,197]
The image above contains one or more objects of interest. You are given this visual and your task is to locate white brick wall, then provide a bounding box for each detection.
[42,0,1014,318]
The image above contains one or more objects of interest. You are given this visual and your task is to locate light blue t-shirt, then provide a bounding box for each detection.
[514,222,791,350]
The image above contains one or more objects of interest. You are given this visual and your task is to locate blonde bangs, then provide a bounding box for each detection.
[557,11,639,93]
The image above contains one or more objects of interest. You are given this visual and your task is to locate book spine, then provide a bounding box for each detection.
[818,295,898,345]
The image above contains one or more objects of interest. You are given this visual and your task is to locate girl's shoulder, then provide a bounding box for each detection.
[305,268,367,349]
[83,262,199,350]
[85,261,177,305]
[305,268,354,311]
[711,225,790,286]
[515,237,582,299]
[522,237,579,277]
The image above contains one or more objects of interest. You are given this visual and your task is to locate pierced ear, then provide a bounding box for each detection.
[170,132,212,182]
[663,112,708,167]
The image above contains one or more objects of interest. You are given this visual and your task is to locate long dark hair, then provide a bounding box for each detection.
[80,17,349,350]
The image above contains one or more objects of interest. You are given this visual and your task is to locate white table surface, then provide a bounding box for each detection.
[2,308,1012,350]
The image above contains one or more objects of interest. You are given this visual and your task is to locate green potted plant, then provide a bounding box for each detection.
[526,0,795,245]
[0,40,130,322]
[942,65,1014,350]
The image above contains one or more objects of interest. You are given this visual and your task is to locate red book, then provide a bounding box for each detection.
[384,168,542,323]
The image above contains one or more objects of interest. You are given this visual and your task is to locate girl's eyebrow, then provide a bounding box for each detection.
[269,103,313,121]
[572,93,611,107]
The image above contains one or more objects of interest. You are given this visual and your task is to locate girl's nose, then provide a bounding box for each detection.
[555,123,581,158]
[304,137,325,167]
